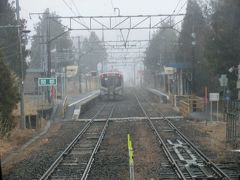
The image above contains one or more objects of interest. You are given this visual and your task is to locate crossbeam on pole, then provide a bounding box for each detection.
[46,14,185,31]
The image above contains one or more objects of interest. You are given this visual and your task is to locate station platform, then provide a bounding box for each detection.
[51,90,100,121]
[146,88,224,122]
[67,90,100,107]
[63,90,100,120]
[146,88,170,101]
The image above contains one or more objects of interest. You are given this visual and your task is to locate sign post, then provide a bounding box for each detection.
[219,74,229,121]
[209,93,220,122]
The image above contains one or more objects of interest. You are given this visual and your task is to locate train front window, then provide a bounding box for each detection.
[101,76,121,87]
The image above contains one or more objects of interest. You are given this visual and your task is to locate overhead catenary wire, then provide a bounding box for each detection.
[0,42,18,50]
[61,0,78,16]
[70,0,83,17]
[176,0,188,15]
[61,0,90,33]
[173,0,188,23]
[172,0,184,14]
[2,53,18,60]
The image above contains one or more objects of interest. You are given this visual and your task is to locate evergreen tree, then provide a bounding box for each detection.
[144,22,178,84]
[0,0,27,77]
[145,22,178,68]
[204,0,240,97]
[81,32,107,73]
[30,9,73,70]
[178,0,209,95]
[0,51,19,136]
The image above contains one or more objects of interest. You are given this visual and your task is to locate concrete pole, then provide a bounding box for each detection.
[16,0,25,129]
[46,10,51,77]
[237,64,240,100]
[46,10,52,103]
[78,37,82,93]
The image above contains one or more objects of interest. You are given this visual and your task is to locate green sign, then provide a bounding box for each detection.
[38,78,57,86]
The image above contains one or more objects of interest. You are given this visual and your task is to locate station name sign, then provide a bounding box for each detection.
[38,78,57,87]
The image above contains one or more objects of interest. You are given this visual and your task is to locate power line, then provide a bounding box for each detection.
[110,0,115,9]
[70,0,81,15]
[2,53,18,60]
[61,0,90,33]
[61,0,78,16]
[0,42,18,50]
[176,0,188,15]
[172,0,183,14]
[172,0,188,28]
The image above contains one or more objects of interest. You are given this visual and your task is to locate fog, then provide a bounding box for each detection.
[19,0,187,86]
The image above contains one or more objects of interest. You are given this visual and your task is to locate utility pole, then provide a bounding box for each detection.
[46,9,51,77]
[78,37,82,93]
[237,64,240,100]
[16,0,25,129]
[46,10,52,103]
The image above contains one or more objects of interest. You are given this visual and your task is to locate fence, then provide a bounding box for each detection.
[179,95,204,117]
[226,101,240,146]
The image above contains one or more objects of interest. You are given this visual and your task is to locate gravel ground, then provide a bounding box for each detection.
[86,89,178,179]
[88,120,178,180]
[3,121,87,179]
[3,87,239,179]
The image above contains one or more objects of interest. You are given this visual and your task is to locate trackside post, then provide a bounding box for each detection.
[128,134,135,180]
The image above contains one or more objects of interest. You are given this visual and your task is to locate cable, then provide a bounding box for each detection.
[0,42,18,50]
[172,0,183,14]
[61,0,90,33]
[61,0,78,16]
[70,0,81,15]
[171,0,188,28]
[2,53,18,60]
[110,0,114,9]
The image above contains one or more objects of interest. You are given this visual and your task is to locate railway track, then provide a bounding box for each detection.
[40,103,115,180]
[135,92,231,180]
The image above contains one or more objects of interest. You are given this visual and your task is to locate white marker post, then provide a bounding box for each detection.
[209,93,220,121]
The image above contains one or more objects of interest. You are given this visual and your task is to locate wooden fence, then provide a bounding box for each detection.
[179,95,204,116]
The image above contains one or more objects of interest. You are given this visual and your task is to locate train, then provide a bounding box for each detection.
[99,71,124,100]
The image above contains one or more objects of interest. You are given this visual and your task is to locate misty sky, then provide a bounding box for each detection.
[20,0,187,40]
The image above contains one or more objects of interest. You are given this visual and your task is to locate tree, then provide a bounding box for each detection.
[0,0,28,77]
[145,23,178,70]
[178,0,209,95]
[0,51,19,136]
[81,32,107,73]
[30,9,73,70]
[144,22,178,86]
[204,0,240,97]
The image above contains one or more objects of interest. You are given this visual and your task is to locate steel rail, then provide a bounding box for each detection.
[166,116,230,179]
[142,91,231,180]
[40,104,107,180]
[81,105,115,180]
[134,93,186,180]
